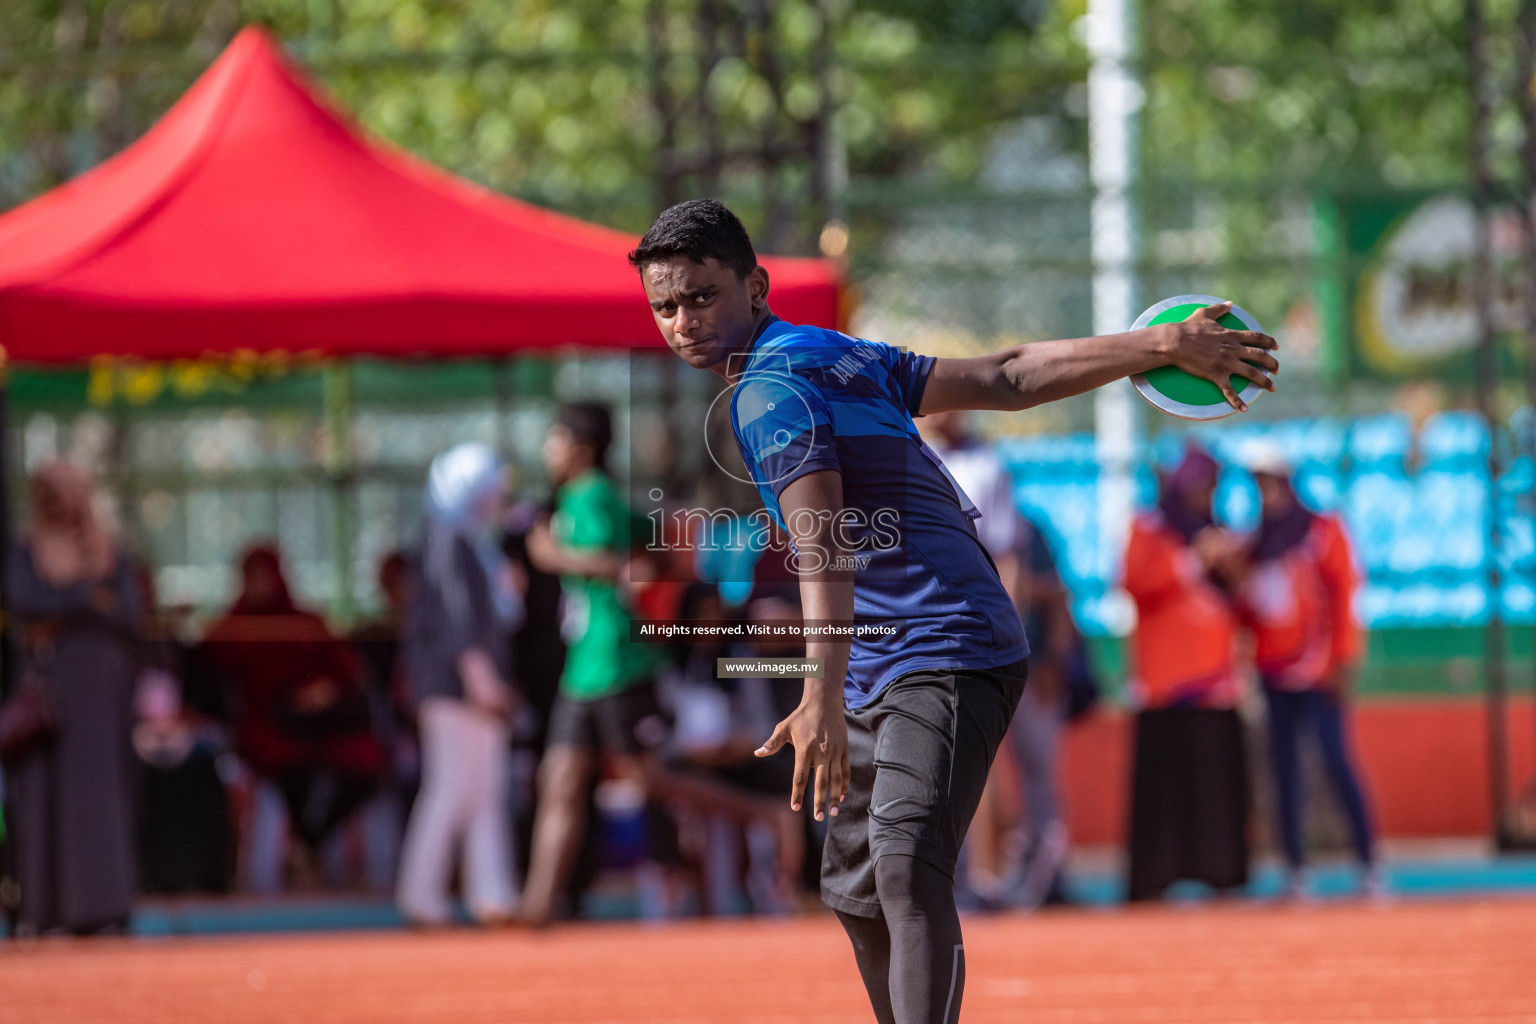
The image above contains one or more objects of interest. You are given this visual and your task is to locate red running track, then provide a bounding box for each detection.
[2,899,1534,1023]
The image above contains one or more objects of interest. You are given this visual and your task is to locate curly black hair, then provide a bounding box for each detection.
[627,198,758,278]
[556,401,614,468]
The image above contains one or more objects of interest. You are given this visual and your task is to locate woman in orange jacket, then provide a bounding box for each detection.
[1239,444,1380,898]
[1122,445,1250,901]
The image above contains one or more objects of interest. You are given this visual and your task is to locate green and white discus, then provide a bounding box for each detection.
[1129,294,1266,421]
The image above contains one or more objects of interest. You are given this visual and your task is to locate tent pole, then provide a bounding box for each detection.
[1470,0,1511,851]
[323,361,356,625]
[0,350,14,934]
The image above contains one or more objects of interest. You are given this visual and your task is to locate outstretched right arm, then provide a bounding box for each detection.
[917,301,1278,415]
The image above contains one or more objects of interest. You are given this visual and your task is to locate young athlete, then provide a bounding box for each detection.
[628,199,1277,1024]
[520,403,665,926]
[521,402,805,923]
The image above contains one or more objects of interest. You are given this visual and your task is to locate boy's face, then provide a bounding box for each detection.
[639,256,769,371]
[543,424,591,484]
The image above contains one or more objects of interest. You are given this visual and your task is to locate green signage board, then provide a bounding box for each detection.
[1314,191,1525,384]
[7,355,564,414]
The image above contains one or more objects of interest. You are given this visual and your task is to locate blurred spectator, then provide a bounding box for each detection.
[3,461,140,935]
[924,411,1076,909]
[519,402,665,925]
[201,545,382,892]
[521,405,801,923]
[350,552,417,892]
[133,562,232,896]
[133,667,231,895]
[922,410,1021,902]
[660,587,804,914]
[997,514,1085,907]
[1121,445,1249,901]
[503,499,567,735]
[500,499,572,902]
[740,595,824,899]
[1237,442,1380,898]
[396,443,523,926]
[352,552,413,746]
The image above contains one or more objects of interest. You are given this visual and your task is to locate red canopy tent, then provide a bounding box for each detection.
[0,26,841,361]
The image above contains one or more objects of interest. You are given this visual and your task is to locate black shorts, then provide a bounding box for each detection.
[821,659,1029,919]
[545,680,667,757]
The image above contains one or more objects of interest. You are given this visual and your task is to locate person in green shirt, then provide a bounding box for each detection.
[520,402,664,925]
[520,403,804,925]
[542,414,658,703]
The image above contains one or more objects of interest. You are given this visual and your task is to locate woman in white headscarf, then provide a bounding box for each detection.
[395,443,524,926]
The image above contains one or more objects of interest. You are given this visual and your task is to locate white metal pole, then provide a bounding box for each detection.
[1088,0,1143,632]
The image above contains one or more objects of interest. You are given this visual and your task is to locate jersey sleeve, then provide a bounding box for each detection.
[732,369,840,499]
[1122,519,1191,608]
[1315,515,1362,667]
[877,342,937,417]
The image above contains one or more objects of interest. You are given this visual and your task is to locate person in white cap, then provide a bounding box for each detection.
[1237,439,1381,899]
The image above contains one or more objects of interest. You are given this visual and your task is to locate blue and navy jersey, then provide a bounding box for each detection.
[729,318,1029,708]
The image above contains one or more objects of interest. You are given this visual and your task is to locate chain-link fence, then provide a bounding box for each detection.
[5,4,1536,680]
[5,11,1536,677]
[7,354,677,621]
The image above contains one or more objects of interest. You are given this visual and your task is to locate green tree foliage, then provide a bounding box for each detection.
[0,0,1509,255]
[0,0,1073,248]
[1141,0,1478,190]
